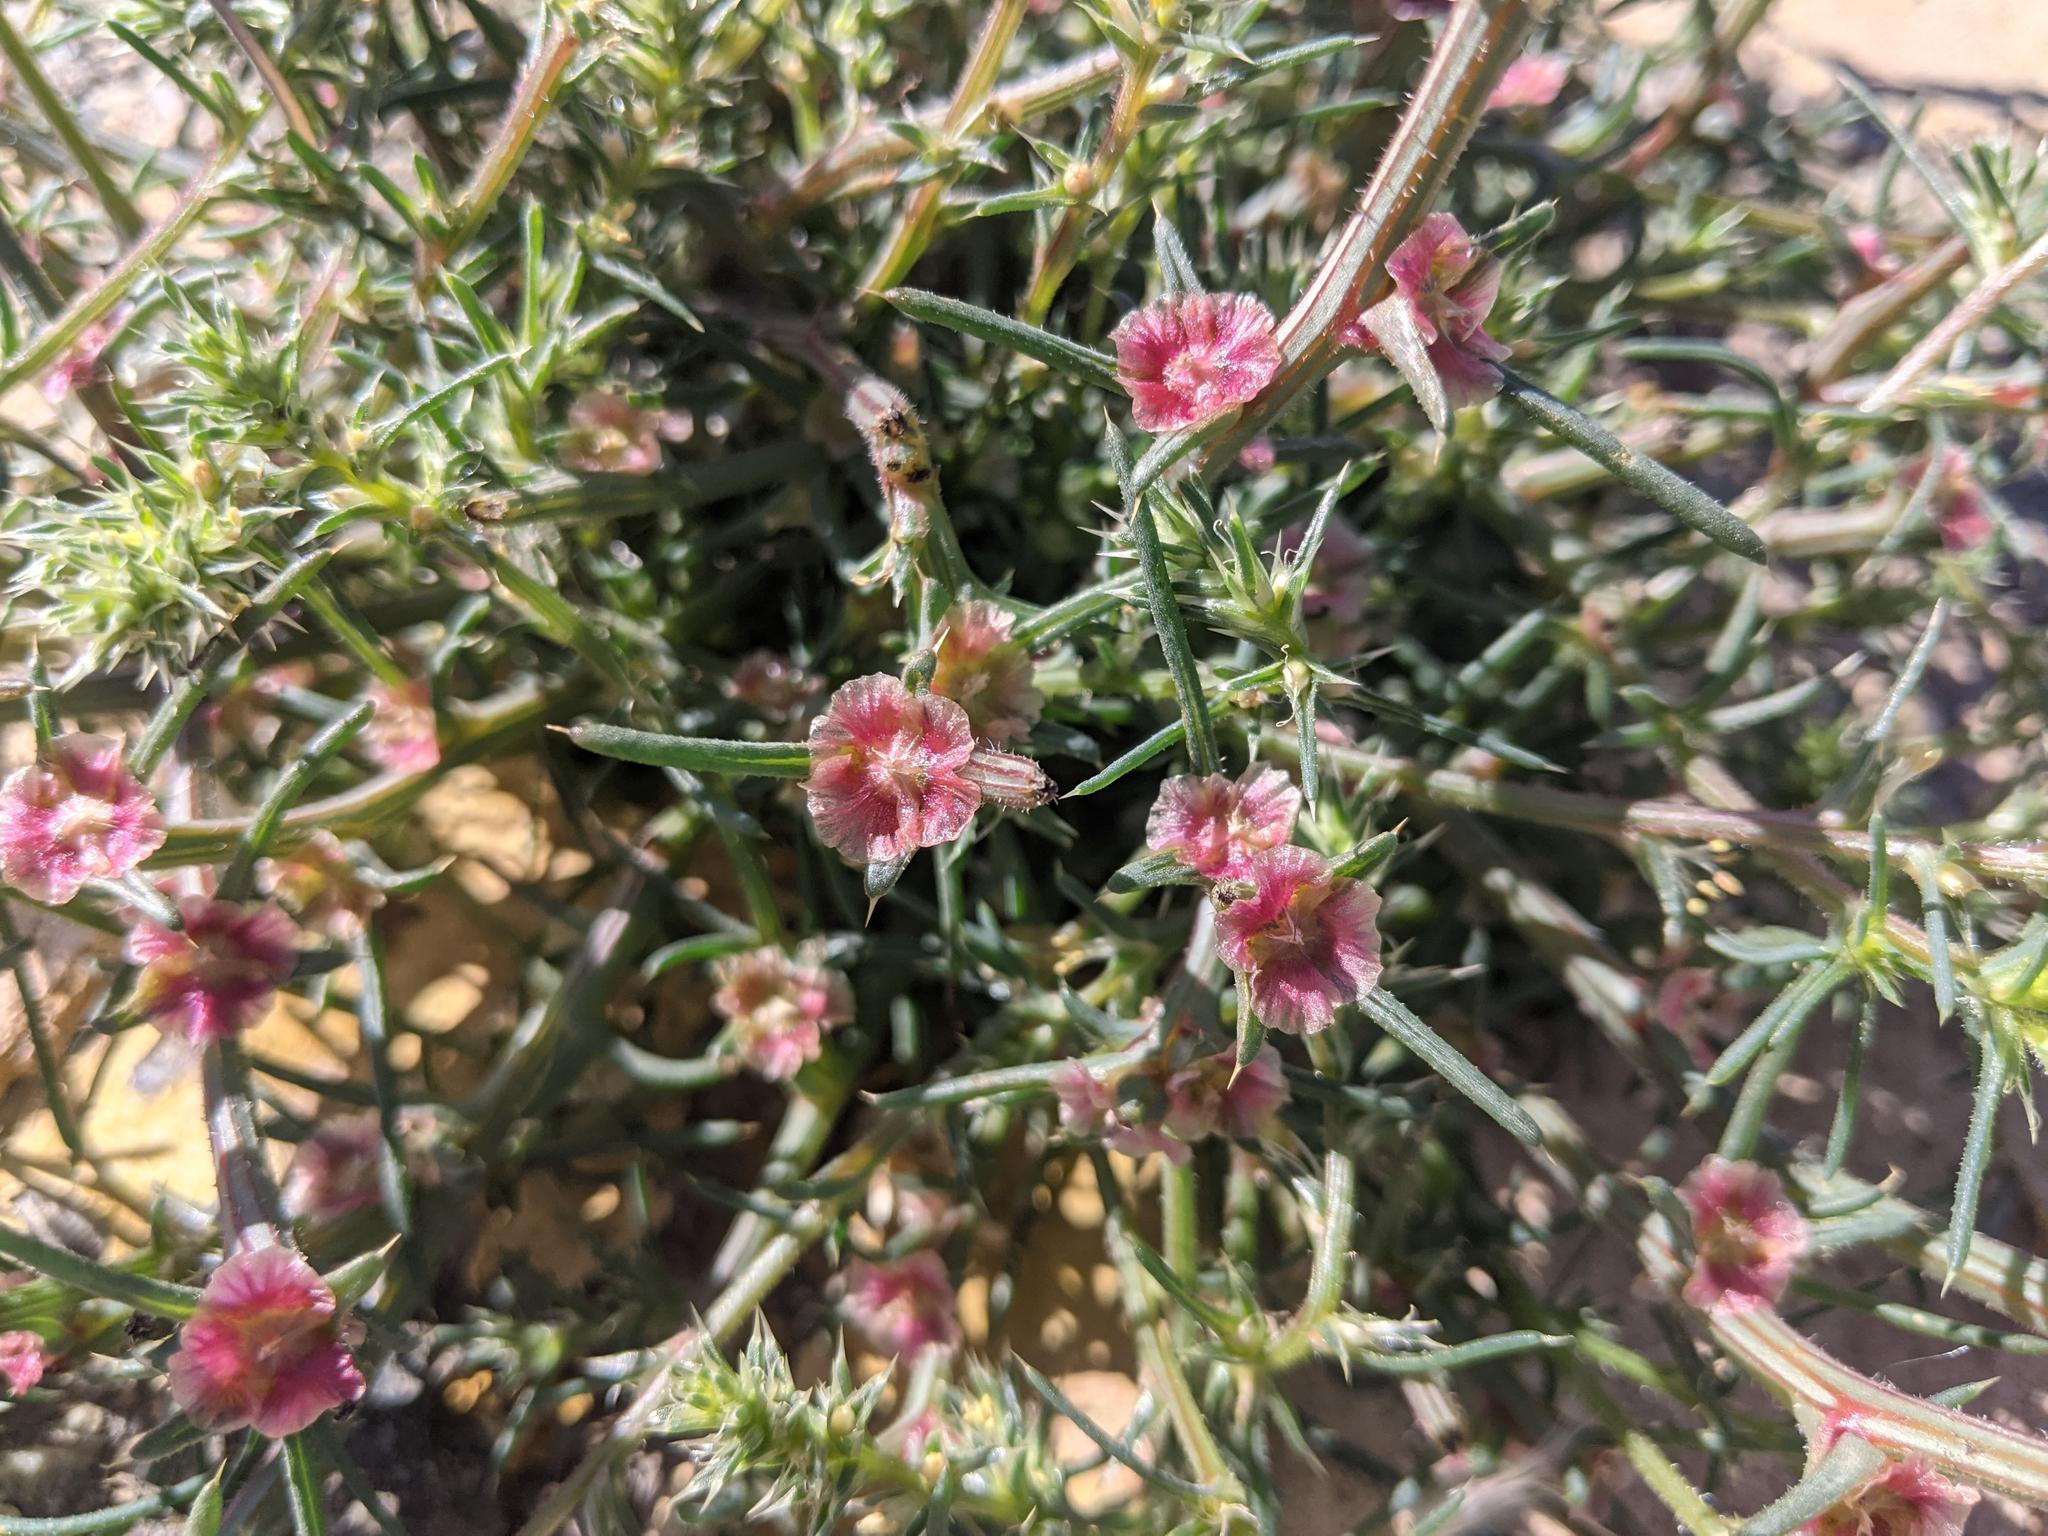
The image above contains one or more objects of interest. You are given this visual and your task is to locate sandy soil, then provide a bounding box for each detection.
[1611,0,2048,142]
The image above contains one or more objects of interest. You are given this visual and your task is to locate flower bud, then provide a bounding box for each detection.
[960,744,1055,811]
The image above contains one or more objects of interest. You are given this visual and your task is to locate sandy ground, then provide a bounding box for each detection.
[1748,0,2048,137]
[1614,0,2048,141]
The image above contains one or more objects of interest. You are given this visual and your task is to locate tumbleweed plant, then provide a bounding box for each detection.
[0,0,2045,1533]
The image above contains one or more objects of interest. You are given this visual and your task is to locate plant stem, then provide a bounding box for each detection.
[859,0,1030,297]
[564,726,810,777]
[133,546,343,776]
[508,1122,909,1536]
[762,48,1121,223]
[0,206,147,466]
[1264,731,2047,890]
[281,1435,327,1536]
[1860,226,2048,414]
[1497,368,1767,561]
[1129,489,1219,774]
[0,130,243,400]
[1641,1222,2048,1507]
[1570,1359,1733,1536]
[1195,0,1533,476]
[1019,31,1162,324]
[0,903,85,1160]
[1160,1158,1198,1279]
[1805,236,1967,390]
[0,1221,200,1317]
[1619,0,1779,175]
[1268,1149,1358,1368]
[463,875,661,1153]
[708,1043,860,1285]
[0,1473,214,1536]
[425,18,578,278]
[1792,1165,2048,1338]
[207,0,318,142]
[348,923,416,1246]
[0,12,143,237]
[153,680,556,864]
[204,1041,285,1240]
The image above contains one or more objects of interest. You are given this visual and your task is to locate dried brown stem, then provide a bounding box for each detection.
[1860,227,2048,414]
[207,0,319,143]
[1617,0,1778,176]
[1805,236,1968,392]
[1269,733,2048,893]
[421,19,578,281]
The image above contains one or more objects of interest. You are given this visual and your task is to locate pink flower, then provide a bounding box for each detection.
[1678,1157,1809,1311]
[1214,846,1383,1034]
[1938,501,1993,553]
[167,1245,366,1437]
[1653,967,1719,1066]
[562,391,685,475]
[1147,766,1302,879]
[127,898,298,1045]
[1112,293,1282,433]
[844,1251,961,1359]
[1277,513,1375,656]
[0,1330,48,1395]
[807,675,976,869]
[42,315,120,403]
[1654,968,1715,1038]
[1164,1044,1290,1141]
[931,602,1043,745]
[284,1115,384,1224]
[1051,1060,1118,1132]
[1237,437,1278,474]
[1802,1458,1979,1536]
[805,675,1049,873]
[887,1407,950,1462]
[260,831,382,938]
[1847,225,1903,283]
[711,946,854,1080]
[1051,1060,1190,1164]
[365,679,440,775]
[0,734,164,905]
[1341,212,1510,409]
[1488,54,1569,111]
[725,651,820,723]
[1904,448,1993,552]
[1387,0,1453,18]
